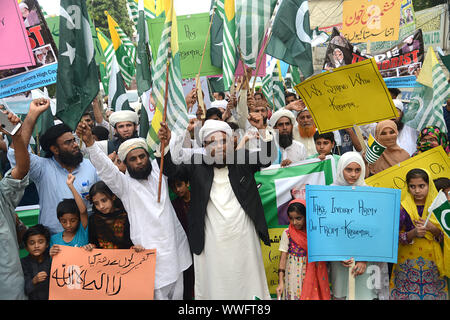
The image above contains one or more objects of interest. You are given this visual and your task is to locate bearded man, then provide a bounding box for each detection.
[293,108,317,157]
[7,100,98,234]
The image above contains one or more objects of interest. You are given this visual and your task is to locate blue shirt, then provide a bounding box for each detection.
[8,149,98,234]
[50,224,89,248]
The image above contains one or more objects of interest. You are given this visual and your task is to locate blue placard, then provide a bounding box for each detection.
[305,185,401,263]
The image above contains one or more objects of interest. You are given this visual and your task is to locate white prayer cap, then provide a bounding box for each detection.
[198,119,232,143]
[393,99,404,113]
[187,114,197,120]
[269,108,296,128]
[109,110,139,127]
[117,138,148,162]
[210,99,228,110]
[19,2,29,9]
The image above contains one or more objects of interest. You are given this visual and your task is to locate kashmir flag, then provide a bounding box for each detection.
[403,47,450,134]
[272,60,285,110]
[126,0,164,24]
[261,72,272,107]
[56,0,99,130]
[265,0,328,79]
[106,12,136,87]
[236,0,277,68]
[136,0,153,138]
[146,0,189,151]
[365,134,386,164]
[217,0,237,91]
[289,65,301,85]
[96,28,114,95]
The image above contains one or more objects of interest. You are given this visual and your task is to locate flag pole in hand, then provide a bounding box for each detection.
[158,45,171,203]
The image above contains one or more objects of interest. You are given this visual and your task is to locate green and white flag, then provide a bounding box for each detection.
[365,134,386,164]
[108,56,131,112]
[147,0,188,151]
[56,0,99,130]
[272,61,285,111]
[126,0,163,24]
[428,190,450,238]
[106,11,136,87]
[236,0,277,68]
[265,0,328,79]
[96,28,114,95]
[217,0,237,91]
[261,72,272,106]
[136,0,153,138]
[289,65,302,85]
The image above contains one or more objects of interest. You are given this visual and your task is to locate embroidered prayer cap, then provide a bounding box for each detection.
[117,138,148,162]
[109,110,139,127]
[198,119,233,144]
[269,108,296,128]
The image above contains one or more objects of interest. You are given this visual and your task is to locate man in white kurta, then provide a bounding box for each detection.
[77,126,192,299]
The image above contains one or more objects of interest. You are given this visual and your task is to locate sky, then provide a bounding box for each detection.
[38,0,211,16]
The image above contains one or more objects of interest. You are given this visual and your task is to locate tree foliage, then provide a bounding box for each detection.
[87,0,135,41]
[412,0,447,12]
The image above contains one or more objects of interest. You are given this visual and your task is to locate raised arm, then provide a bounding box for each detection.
[0,107,29,180]
[92,93,105,125]
[66,173,88,229]
[20,98,50,147]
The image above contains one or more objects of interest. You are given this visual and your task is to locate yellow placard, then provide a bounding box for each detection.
[260,228,284,297]
[294,58,398,133]
[342,0,402,43]
[365,146,450,189]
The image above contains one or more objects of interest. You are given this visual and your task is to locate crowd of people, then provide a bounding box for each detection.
[0,75,449,301]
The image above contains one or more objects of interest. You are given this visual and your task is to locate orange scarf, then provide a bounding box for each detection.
[288,200,331,300]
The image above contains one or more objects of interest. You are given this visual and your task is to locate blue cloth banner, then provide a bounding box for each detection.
[305,185,401,263]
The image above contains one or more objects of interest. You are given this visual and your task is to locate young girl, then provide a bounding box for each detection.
[390,168,449,300]
[83,181,143,252]
[331,152,390,300]
[49,174,89,255]
[276,199,330,300]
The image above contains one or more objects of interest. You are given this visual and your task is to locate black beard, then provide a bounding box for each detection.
[58,149,83,167]
[396,120,404,131]
[127,161,152,180]
[279,133,293,149]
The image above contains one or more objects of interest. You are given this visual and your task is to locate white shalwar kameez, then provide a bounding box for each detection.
[194,167,271,300]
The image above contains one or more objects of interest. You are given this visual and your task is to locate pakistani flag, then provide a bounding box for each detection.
[56,0,99,130]
[403,47,450,133]
[210,0,224,69]
[428,190,450,238]
[106,12,136,87]
[136,0,153,138]
[266,0,328,79]
[146,0,189,151]
[217,0,237,91]
[96,29,114,95]
[236,0,277,68]
[108,56,131,112]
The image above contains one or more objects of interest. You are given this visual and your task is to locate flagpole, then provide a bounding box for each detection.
[157,45,171,203]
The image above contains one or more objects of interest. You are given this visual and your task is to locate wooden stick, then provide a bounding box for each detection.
[157,46,171,203]
[237,45,251,91]
[348,259,356,300]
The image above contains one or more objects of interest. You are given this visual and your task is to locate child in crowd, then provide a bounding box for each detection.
[83,181,136,250]
[169,168,194,300]
[49,174,89,255]
[434,177,450,202]
[20,224,51,300]
[276,199,330,300]
[390,168,449,300]
[308,131,340,167]
[331,152,390,300]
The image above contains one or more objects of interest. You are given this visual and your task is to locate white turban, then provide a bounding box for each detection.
[268,108,296,128]
[117,138,148,162]
[210,99,228,110]
[393,99,404,113]
[198,119,233,144]
[109,110,139,127]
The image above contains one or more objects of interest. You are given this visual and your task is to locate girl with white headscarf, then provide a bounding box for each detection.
[330,152,390,300]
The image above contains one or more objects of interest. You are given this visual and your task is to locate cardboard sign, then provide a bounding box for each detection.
[49,246,156,300]
[255,157,336,297]
[342,0,402,43]
[305,185,401,263]
[295,58,398,133]
[365,146,450,189]
[148,12,222,79]
[0,0,58,98]
[0,0,35,70]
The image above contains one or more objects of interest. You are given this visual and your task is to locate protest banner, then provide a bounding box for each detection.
[255,157,336,296]
[0,0,35,70]
[305,185,401,263]
[323,27,424,88]
[342,0,402,43]
[365,146,450,190]
[295,58,398,133]
[49,246,157,300]
[0,0,58,99]
[415,4,447,51]
[148,12,222,79]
